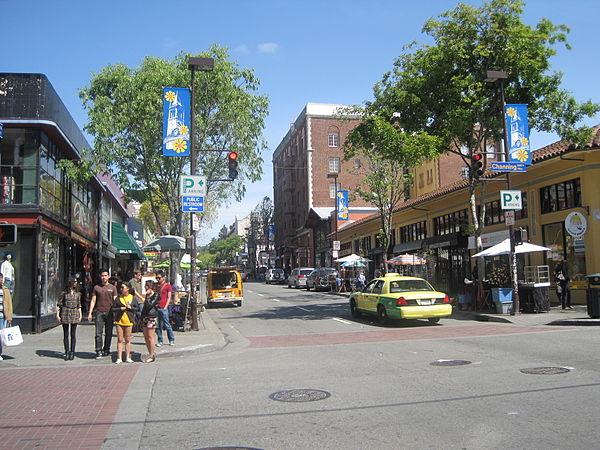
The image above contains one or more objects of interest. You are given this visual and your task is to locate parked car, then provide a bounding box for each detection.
[349,273,451,325]
[240,271,249,281]
[306,268,338,291]
[287,267,314,288]
[265,268,286,284]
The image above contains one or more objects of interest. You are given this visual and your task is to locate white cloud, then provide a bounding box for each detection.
[257,42,280,54]
[234,44,250,54]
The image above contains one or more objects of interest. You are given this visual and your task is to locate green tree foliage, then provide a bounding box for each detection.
[72,44,268,238]
[208,234,244,266]
[196,252,217,269]
[359,0,599,248]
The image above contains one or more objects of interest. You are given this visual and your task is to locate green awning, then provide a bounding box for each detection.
[111,222,145,260]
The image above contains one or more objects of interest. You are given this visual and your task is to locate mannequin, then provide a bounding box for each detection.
[1,253,15,293]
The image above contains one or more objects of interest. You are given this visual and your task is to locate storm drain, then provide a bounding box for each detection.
[269,389,331,402]
[430,359,472,367]
[520,367,571,375]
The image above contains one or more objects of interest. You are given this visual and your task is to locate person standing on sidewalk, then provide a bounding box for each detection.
[112,282,138,364]
[0,272,14,361]
[141,280,160,363]
[155,270,175,347]
[88,269,118,359]
[554,259,572,310]
[56,278,82,361]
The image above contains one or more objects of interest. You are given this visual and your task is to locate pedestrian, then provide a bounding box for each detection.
[88,269,118,359]
[140,280,160,363]
[554,259,572,310]
[0,272,14,361]
[56,277,82,361]
[155,270,175,347]
[129,271,145,331]
[112,281,138,364]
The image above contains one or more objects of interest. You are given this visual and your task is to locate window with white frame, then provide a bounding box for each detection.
[328,132,340,147]
[329,182,341,199]
[328,157,340,173]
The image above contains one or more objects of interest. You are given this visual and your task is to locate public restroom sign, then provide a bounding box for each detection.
[163,87,191,157]
[505,104,532,165]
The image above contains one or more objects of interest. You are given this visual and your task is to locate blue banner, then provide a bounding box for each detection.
[337,190,349,221]
[268,224,275,243]
[163,87,191,157]
[505,104,531,165]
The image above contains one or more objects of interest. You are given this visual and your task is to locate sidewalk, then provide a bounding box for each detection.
[0,309,227,368]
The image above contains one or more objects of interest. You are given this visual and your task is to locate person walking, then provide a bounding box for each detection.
[56,278,82,361]
[0,272,14,361]
[554,259,572,310]
[112,282,138,364]
[140,280,160,363]
[88,269,118,359]
[129,271,144,332]
[154,270,175,347]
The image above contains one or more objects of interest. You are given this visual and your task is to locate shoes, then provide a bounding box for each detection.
[96,352,103,359]
[125,358,134,363]
[567,306,574,310]
[562,307,566,310]
[0,355,4,361]
[143,355,156,363]
[64,352,70,361]
[115,359,122,364]
[169,342,175,346]
[156,342,162,347]
[102,351,110,357]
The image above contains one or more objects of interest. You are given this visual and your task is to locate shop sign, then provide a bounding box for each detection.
[72,198,97,239]
[565,212,587,238]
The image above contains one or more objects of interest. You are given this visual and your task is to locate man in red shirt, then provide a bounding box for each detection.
[88,269,118,359]
[155,270,175,346]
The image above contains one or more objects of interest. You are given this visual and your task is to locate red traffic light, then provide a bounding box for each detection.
[228,152,238,161]
[473,153,483,161]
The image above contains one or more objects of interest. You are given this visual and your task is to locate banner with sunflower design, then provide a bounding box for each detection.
[505,104,531,165]
[163,87,191,157]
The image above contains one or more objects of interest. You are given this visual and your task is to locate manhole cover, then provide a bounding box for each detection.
[430,359,472,367]
[520,367,571,375]
[269,389,331,402]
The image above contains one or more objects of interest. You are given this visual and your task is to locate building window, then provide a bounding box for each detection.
[481,193,528,225]
[540,178,581,213]
[328,133,340,147]
[400,221,427,243]
[433,209,468,236]
[329,182,341,199]
[328,157,340,173]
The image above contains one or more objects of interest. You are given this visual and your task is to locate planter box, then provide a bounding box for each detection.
[491,288,512,303]
[495,301,513,314]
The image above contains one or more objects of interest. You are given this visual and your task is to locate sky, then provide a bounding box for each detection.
[2,0,599,244]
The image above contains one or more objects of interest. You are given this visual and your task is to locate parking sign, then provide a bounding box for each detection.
[500,190,522,210]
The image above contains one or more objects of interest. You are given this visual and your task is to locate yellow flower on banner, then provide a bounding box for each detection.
[506,107,517,118]
[515,148,529,162]
[179,125,189,135]
[172,139,188,153]
[165,91,176,102]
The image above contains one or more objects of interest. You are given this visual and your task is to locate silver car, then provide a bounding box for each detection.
[265,268,285,284]
[306,268,338,291]
[287,267,314,288]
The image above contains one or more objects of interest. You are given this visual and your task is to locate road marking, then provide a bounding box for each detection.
[257,293,264,297]
[333,317,352,325]
[297,306,312,312]
[273,299,280,302]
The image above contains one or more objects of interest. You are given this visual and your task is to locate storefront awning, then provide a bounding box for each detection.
[111,222,145,260]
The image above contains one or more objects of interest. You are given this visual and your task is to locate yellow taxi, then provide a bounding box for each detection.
[206,266,243,307]
[349,273,452,325]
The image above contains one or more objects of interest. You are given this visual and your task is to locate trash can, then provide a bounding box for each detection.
[585,274,600,319]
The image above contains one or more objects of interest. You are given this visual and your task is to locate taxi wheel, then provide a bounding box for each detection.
[377,305,389,325]
[350,300,361,318]
[428,317,440,324]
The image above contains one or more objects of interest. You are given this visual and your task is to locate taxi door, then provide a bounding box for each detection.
[357,280,378,312]
[366,280,385,313]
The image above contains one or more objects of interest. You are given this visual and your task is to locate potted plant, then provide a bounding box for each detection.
[488,265,513,313]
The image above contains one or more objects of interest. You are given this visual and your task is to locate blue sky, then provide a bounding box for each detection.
[2,0,598,244]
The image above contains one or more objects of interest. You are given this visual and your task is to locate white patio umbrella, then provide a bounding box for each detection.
[472,239,550,258]
[335,253,372,263]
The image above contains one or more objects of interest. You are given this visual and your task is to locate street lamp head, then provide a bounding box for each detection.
[484,70,508,82]
[188,57,215,71]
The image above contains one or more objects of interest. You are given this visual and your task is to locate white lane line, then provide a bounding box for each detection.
[297,306,312,312]
[257,293,264,297]
[333,317,352,325]
[273,299,280,302]
[246,290,254,294]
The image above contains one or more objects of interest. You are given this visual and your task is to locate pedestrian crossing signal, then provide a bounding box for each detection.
[0,224,17,245]
[228,152,239,180]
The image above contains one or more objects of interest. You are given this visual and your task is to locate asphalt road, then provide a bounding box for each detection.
[129,281,600,449]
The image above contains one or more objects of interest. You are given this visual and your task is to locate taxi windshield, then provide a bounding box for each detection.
[389,279,433,293]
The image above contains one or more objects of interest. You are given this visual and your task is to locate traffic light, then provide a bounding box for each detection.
[0,224,17,245]
[228,152,239,180]
[471,152,485,179]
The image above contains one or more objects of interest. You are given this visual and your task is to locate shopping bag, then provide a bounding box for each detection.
[1,325,23,346]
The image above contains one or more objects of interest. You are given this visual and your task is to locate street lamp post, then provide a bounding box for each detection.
[486,70,520,315]
[327,172,339,267]
[188,56,214,330]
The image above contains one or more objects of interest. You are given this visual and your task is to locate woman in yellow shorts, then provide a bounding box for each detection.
[112,282,139,364]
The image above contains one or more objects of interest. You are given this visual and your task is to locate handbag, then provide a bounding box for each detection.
[557,272,566,281]
[1,325,23,346]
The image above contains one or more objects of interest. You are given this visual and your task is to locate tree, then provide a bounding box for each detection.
[208,235,244,266]
[196,252,217,269]
[217,225,229,240]
[363,0,598,251]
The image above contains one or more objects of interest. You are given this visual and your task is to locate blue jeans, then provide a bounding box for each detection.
[0,318,9,355]
[156,307,174,344]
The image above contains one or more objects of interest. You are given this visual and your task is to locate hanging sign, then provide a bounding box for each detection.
[163,87,191,157]
[337,190,349,221]
[505,104,532,165]
[565,211,587,238]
